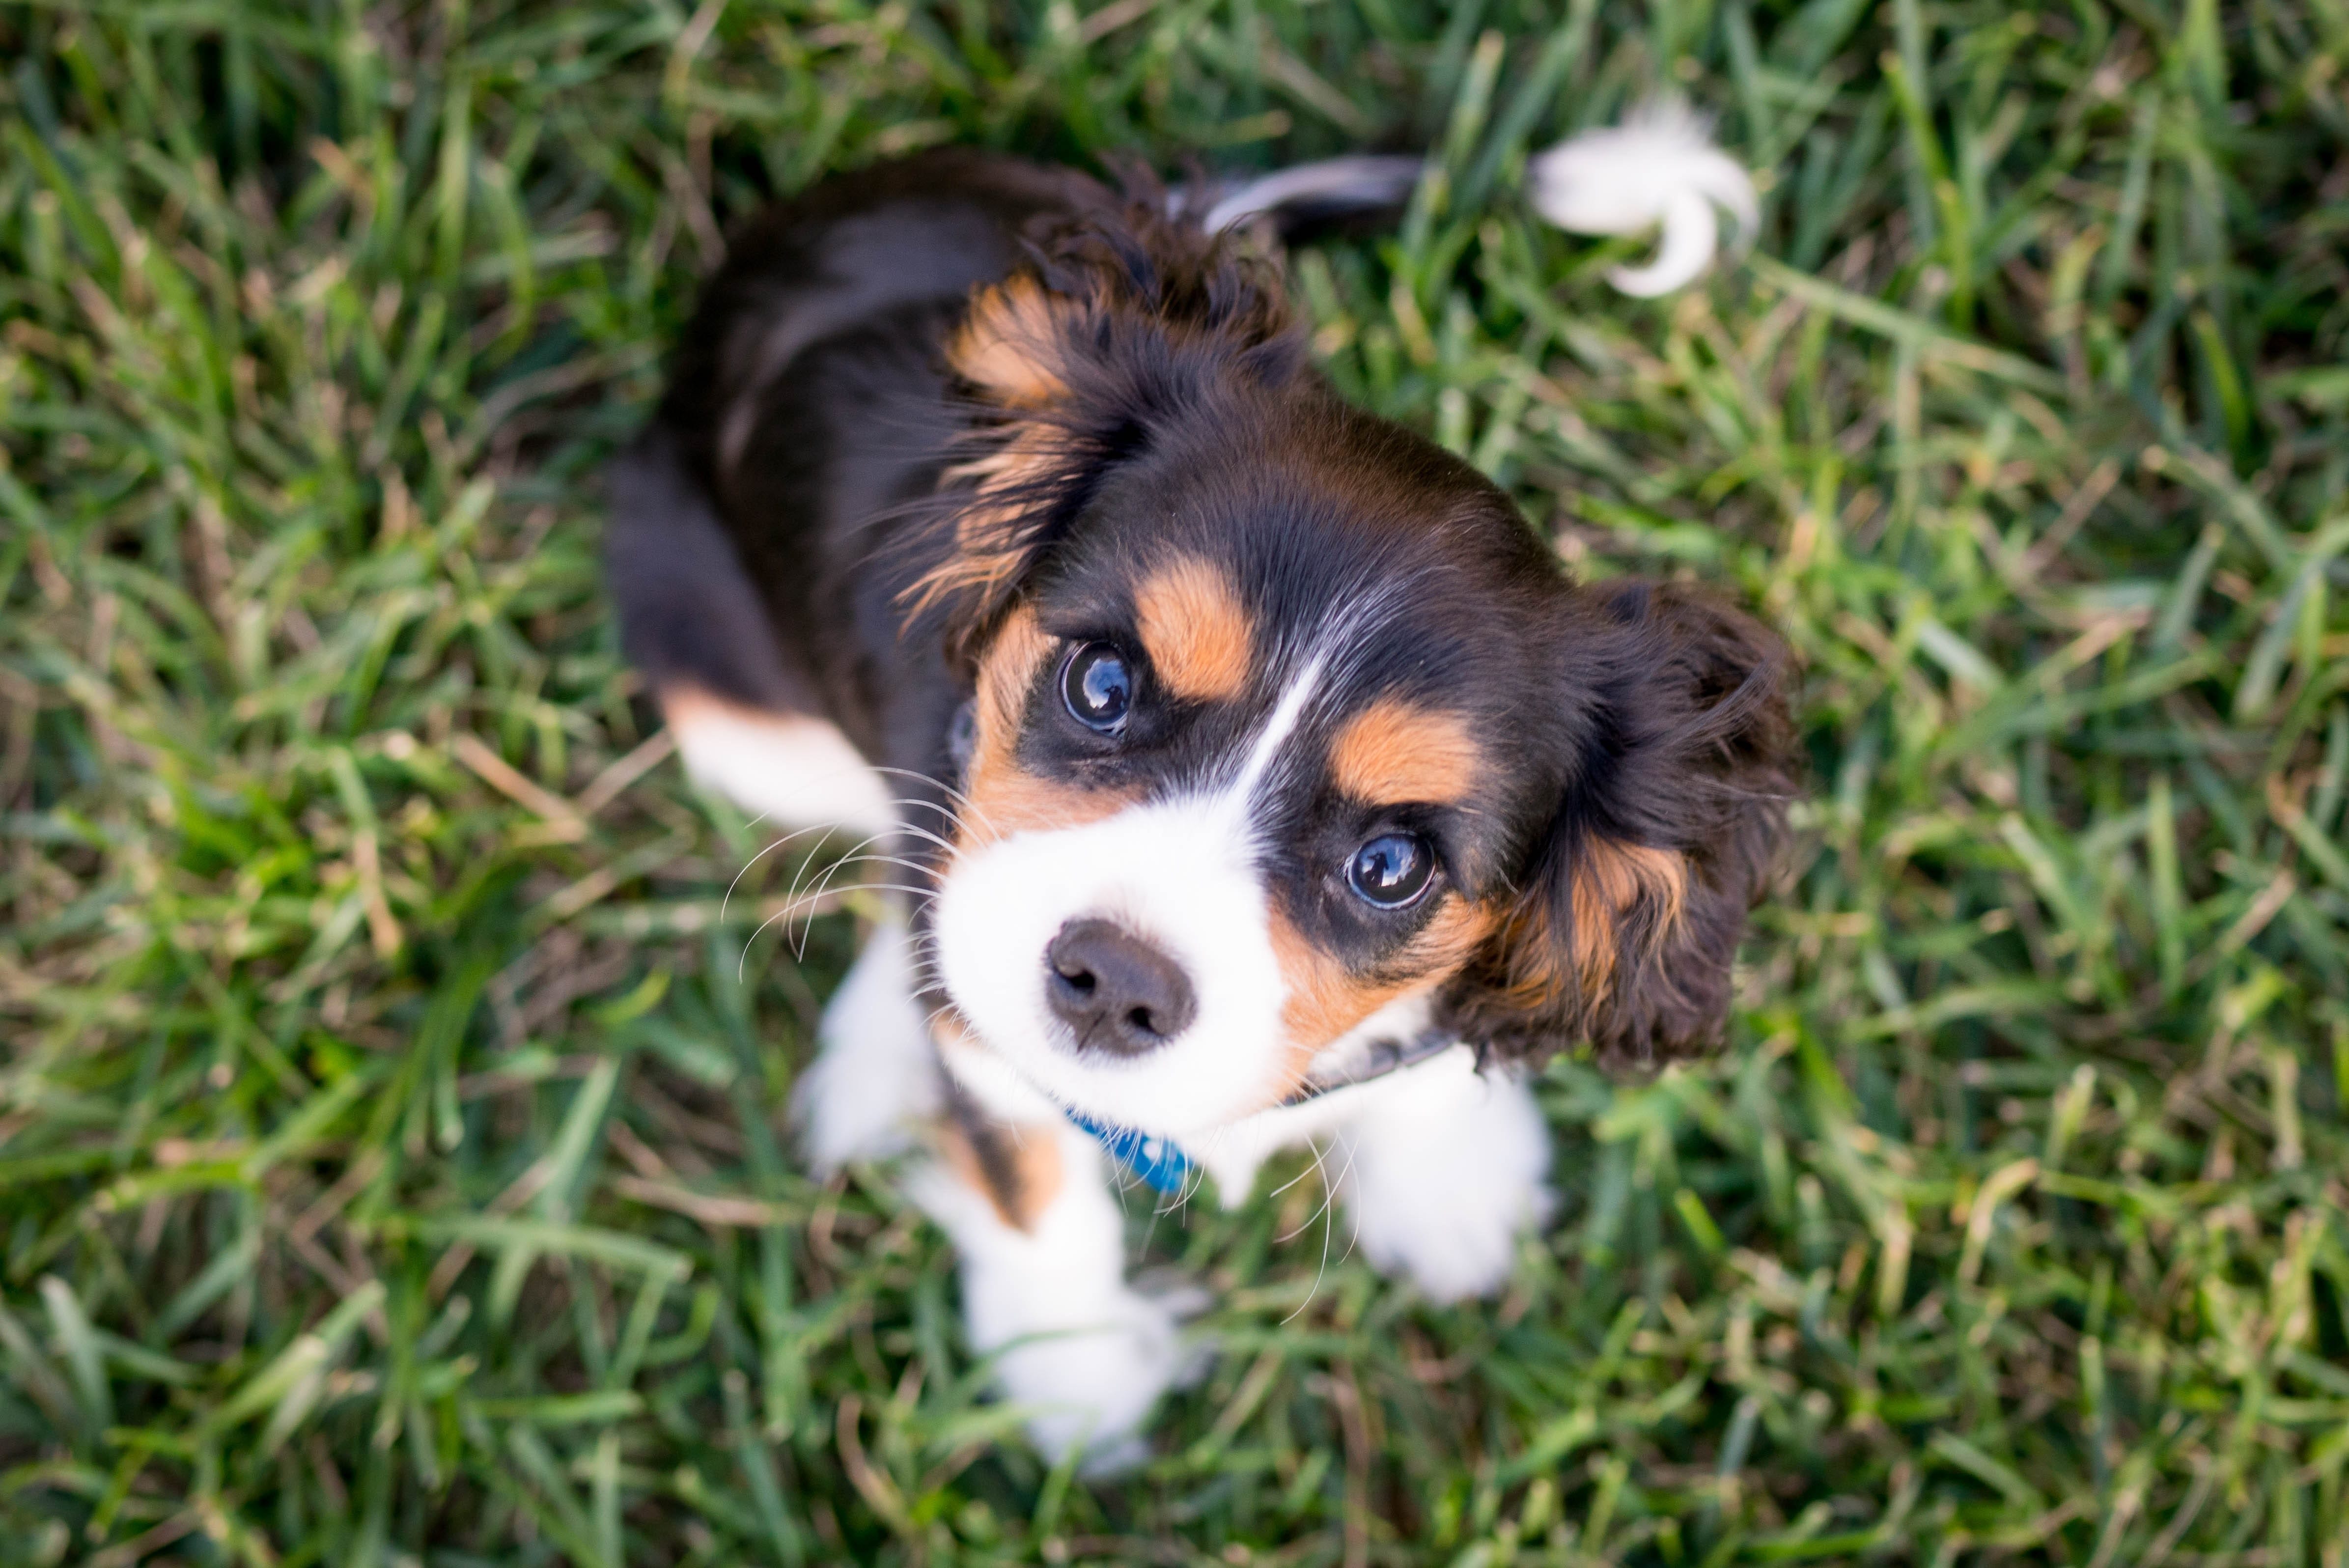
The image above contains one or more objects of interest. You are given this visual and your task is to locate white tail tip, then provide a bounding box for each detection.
[1527,100,1758,297]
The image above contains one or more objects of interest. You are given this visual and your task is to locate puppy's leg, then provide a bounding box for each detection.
[792,916,942,1171]
[661,688,900,842]
[910,1099,1196,1471]
[1331,1049,1554,1304]
[607,426,901,841]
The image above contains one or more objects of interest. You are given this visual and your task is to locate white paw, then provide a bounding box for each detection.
[987,1279,1202,1472]
[1339,1057,1554,1304]
[794,920,939,1172]
[908,1128,1206,1471]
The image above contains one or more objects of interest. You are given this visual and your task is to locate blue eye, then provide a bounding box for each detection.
[1347,833,1434,909]
[1062,643,1132,732]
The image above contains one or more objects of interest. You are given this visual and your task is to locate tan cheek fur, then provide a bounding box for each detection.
[957,607,1137,845]
[1268,899,1498,1088]
[1134,556,1254,703]
[1328,699,1482,807]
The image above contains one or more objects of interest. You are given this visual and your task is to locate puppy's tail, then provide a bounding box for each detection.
[1192,100,1758,296]
[1186,154,1425,239]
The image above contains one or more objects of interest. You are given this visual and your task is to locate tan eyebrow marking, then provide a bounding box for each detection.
[1328,698,1483,806]
[899,424,1070,625]
[1133,554,1254,702]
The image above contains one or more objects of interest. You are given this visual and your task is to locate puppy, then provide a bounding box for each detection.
[608,149,1796,1465]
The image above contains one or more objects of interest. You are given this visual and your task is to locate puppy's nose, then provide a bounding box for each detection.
[1043,918,1197,1055]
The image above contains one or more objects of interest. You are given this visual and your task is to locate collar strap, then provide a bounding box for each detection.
[1277,1026,1462,1108]
[1063,1028,1463,1194]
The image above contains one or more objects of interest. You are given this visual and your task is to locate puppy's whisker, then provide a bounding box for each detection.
[1281,1134,1360,1327]
[905,942,950,990]
[1166,1150,1215,1217]
[844,850,946,884]
[865,761,971,806]
[1273,1138,1339,1240]
[834,852,949,884]
[721,821,840,926]
[739,826,933,977]
[1265,1143,1328,1201]
[792,853,947,903]
[772,825,898,933]
[866,801,968,856]
[781,878,942,909]
[869,763,1000,841]
[738,901,802,983]
[883,823,963,861]
[788,885,940,923]
[1168,1123,1238,1216]
[774,828,844,921]
[867,789,964,823]
[778,881,942,949]
[788,842,929,959]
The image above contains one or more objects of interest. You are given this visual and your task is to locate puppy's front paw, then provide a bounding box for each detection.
[1340,1059,1554,1304]
[989,1281,1201,1473]
[1350,1171,1542,1303]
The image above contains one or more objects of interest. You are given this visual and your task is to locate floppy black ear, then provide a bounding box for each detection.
[1439,582,1798,1072]
[898,185,1307,665]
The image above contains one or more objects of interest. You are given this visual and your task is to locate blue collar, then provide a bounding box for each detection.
[1061,1029,1461,1195]
[1063,1107,1193,1194]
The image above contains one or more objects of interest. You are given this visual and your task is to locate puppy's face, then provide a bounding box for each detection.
[933,422,1560,1134]
[919,215,1794,1138]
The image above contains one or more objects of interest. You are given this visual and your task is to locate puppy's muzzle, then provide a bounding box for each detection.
[1044,918,1197,1056]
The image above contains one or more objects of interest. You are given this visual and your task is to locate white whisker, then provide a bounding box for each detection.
[868,763,1000,841]
[721,821,841,926]
[1282,1134,1359,1327]
[737,823,931,978]
[789,845,909,960]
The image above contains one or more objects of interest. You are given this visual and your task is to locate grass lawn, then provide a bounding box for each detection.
[4,0,2349,1562]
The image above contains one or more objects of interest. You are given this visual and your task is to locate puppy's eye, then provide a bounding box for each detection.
[1061,642,1133,733]
[1347,833,1434,909]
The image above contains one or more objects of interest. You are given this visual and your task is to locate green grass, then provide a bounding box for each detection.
[2,0,2348,1563]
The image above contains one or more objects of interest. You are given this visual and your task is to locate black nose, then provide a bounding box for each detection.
[1043,918,1197,1056]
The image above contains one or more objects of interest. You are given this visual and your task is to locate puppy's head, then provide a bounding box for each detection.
[916,198,1797,1138]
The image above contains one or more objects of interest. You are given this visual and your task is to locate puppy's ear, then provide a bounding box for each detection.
[900,189,1305,663]
[1440,583,1799,1071]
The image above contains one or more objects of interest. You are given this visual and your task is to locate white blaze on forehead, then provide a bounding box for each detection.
[1227,649,1329,814]
[931,642,1341,1137]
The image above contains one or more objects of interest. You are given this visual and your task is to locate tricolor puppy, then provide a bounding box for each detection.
[608,149,1796,1466]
